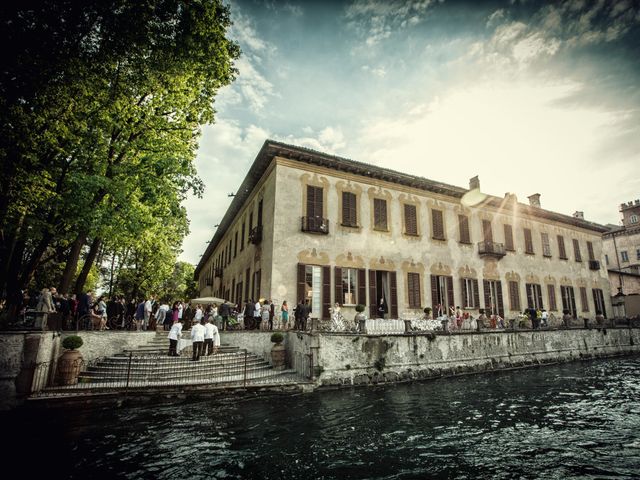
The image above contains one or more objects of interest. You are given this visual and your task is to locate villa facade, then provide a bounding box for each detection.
[195,140,612,321]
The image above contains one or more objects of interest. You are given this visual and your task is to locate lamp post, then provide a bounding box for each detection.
[612,287,627,327]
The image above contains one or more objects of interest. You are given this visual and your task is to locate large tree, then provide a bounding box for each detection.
[0,0,239,316]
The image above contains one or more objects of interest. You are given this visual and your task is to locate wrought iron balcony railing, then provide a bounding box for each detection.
[249,225,263,245]
[589,260,601,270]
[301,216,330,234]
[477,241,506,258]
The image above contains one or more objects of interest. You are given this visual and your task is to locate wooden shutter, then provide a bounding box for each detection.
[307,185,323,219]
[580,287,588,312]
[496,281,504,318]
[587,241,595,261]
[557,235,567,259]
[431,275,439,312]
[334,267,343,306]
[482,220,493,243]
[526,284,534,308]
[536,285,543,309]
[483,280,491,311]
[358,269,366,306]
[573,239,582,262]
[547,284,556,311]
[342,192,356,227]
[509,281,520,311]
[473,279,480,309]
[432,209,444,240]
[390,271,398,318]
[408,272,420,308]
[297,263,306,304]
[322,265,331,320]
[460,278,468,308]
[504,224,514,251]
[446,276,454,310]
[374,198,387,230]
[369,270,377,318]
[524,228,534,254]
[459,215,470,243]
[404,204,417,235]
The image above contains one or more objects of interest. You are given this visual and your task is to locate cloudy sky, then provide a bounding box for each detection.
[181,0,640,265]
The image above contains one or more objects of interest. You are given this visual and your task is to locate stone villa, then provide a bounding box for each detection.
[195,140,612,321]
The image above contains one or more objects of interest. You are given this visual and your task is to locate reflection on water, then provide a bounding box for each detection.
[5,357,640,479]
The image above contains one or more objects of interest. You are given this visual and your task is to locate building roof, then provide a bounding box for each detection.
[195,140,608,276]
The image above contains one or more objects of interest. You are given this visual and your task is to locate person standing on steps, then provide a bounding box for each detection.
[203,317,220,355]
[190,319,205,361]
[168,319,183,357]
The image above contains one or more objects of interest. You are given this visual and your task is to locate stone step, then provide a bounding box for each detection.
[83,359,268,376]
[78,364,274,383]
[107,351,258,363]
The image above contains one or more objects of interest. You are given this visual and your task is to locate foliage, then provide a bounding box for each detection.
[355,304,366,312]
[0,1,240,309]
[270,332,284,344]
[62,335,83,350]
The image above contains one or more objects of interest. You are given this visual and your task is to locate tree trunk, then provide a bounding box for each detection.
[74,237,101,295]
[59,233,86,294]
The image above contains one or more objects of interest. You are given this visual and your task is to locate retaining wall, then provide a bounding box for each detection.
[314,328,640,387]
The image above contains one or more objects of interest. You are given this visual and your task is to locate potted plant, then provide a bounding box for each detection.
[57,335,84,385]
[270,332,285,370]
[423,307,432,319]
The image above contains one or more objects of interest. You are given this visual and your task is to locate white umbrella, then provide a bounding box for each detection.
[190,296,227,304]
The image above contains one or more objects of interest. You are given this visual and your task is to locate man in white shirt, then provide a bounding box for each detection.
[254,300,262,330]
[541,309,549,328]
[144,295,154,330]
[190,319,206,361]
[156,302,169,328]
[203,318,220,356]
[167,320,183,357]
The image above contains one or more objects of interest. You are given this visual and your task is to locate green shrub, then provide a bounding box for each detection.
[355,304,365,312]
[270,332,284,344]
[62,335,83,350]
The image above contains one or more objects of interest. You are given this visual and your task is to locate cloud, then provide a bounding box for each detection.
[277,126,347,154]
[345,0,436,47]
[361,65,387,77]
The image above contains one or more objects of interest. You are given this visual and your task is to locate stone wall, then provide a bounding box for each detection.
[59,331,156,362]
[314,329,640,387]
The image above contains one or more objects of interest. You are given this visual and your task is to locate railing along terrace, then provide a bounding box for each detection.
[477,241,506,257]
[301,216,330,234]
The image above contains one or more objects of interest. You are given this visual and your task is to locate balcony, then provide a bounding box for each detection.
[249,225,263,245]
[589,260,601,270]
[301,216,330,235]
[477,241,506,259]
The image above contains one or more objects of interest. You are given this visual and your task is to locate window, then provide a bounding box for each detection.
[580,287,589,312]
[621,251,629,262]
[404,204,418,235]
[241,221,245,251]
[373,198,388,230]
[432,209,445,240]
[508,281,521,311]
[547,284,557,311]
[592,289,606,317]
[458,215,471,244]
[637,249,640,261]
[431,275,453,314]
[307,185,323,220]
[482,220,493,243]
[341,268,358,305]
[248,212,253,246]
[586,241,595,261]
[342,192,357,227]
[407,272,421,308]
[557,235,567,259]
[461,278,479,308]
[483,280,504,317]
[524,228,534,254]
[234,231,238,258]
[631,214,638,224]
[504,224,514,251]
[573,239,582,262]
[541,233,551,257]
[605,254,609,265]
[525,283,543,309]
[560,285,577,317]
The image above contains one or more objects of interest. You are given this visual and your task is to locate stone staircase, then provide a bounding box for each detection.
[39,332,303,395]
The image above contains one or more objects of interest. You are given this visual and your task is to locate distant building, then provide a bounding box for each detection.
[602,199,640,316]
[195,140,612,320]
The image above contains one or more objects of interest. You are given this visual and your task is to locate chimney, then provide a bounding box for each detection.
[469,175,480,190]
[527,193,541,208]
[573,211,584,219]
[504,192,518,204]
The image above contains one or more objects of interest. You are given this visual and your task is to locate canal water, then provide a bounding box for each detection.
[6,357,640,479]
